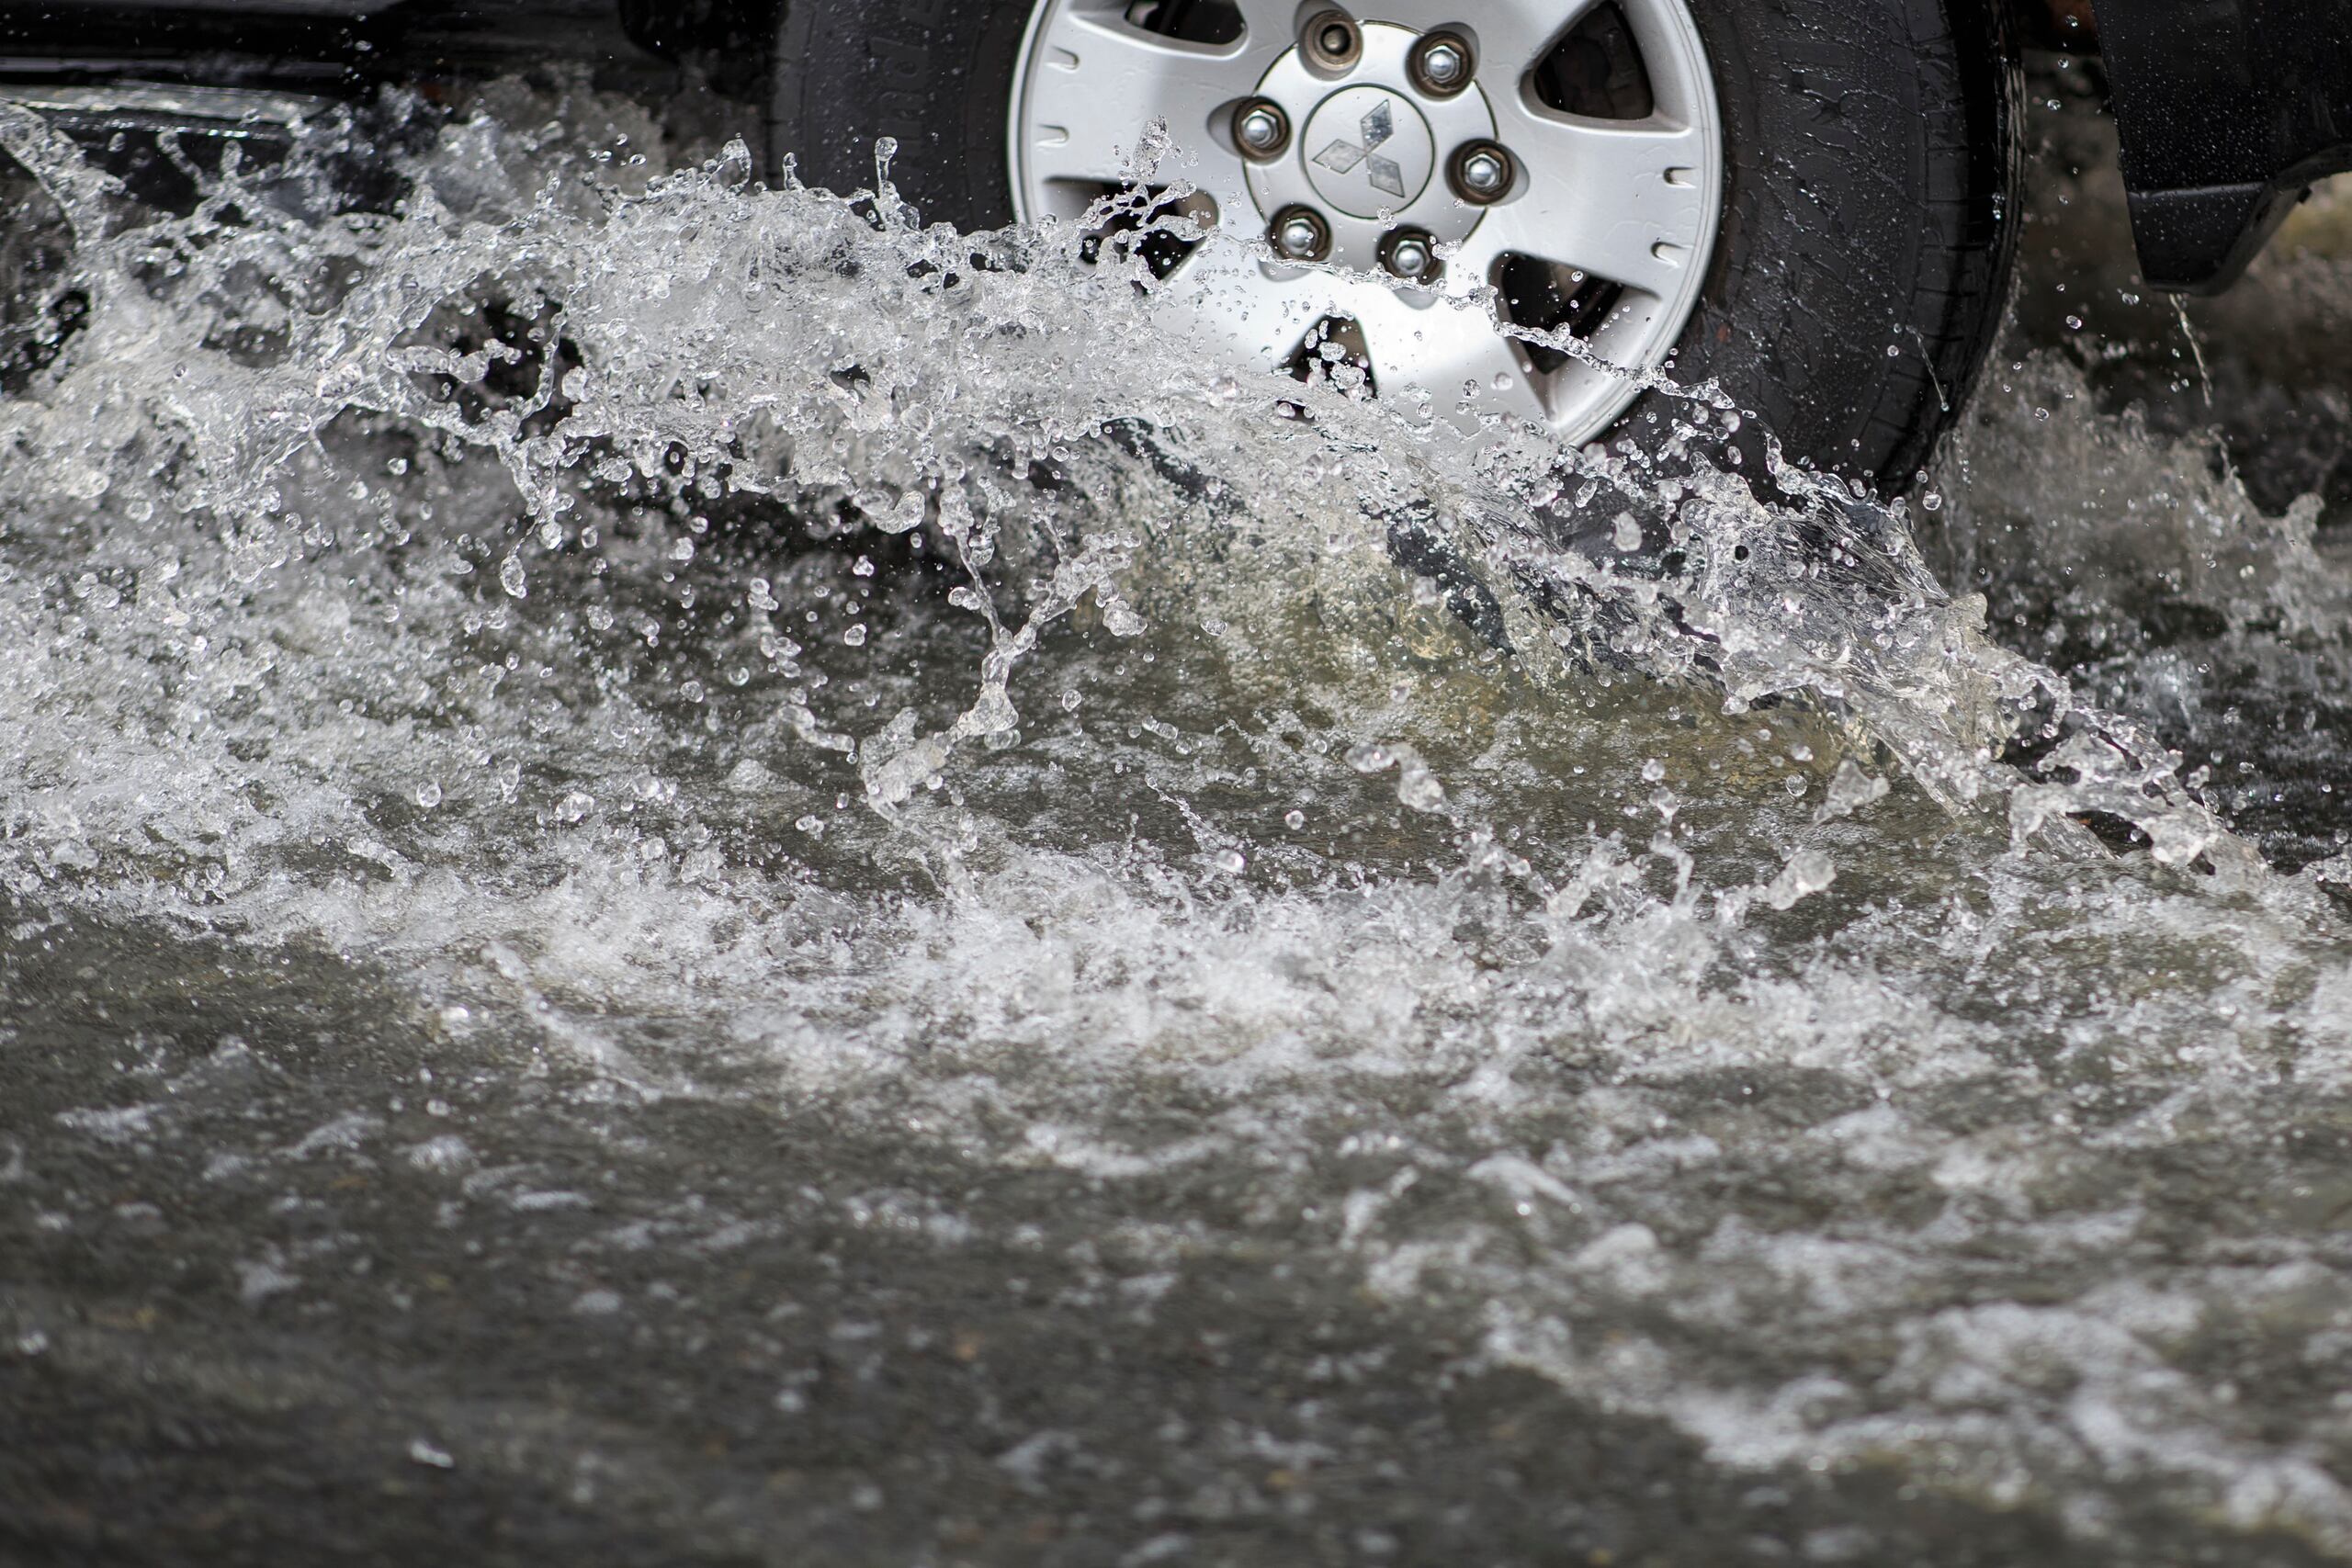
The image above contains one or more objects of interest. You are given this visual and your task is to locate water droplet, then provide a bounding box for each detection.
[498,556,526,598]
[415,781,443,809]
[843,625,867,647]
[1397,772,1444,812]
[1283,809,1306,829]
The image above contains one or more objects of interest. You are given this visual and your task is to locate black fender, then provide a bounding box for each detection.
[2088,0,2352,293]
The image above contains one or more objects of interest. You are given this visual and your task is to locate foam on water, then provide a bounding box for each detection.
[5,75,2352,1561]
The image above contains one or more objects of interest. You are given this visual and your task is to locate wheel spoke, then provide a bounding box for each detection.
[1226,0,1306,52]
[1016,12,1269,185]
[1350,285,1553,427]
[1151,241,1332,373]
[1464,112,1710,299]
[1470,0,1609,83]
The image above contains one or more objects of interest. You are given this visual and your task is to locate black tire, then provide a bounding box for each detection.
[768,0,2018,492]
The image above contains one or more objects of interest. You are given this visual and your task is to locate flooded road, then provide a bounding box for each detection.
[6,62,2352,1565]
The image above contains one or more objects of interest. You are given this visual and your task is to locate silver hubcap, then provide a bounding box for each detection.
[1007,0,1723,439]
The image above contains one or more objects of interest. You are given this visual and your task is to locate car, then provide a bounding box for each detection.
[1,0,2346,493]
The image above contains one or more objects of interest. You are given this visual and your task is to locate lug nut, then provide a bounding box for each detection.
[1301,8,1361,70]
[1380,227,1442,282]
[1448,139,1515,204]
[1269,204,1331,262]
[1233,97,1290,161]
[1408,32,1474,96]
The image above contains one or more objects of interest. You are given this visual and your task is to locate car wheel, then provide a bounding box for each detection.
[770,0,2018,491]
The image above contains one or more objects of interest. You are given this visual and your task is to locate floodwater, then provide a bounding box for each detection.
[5,58,2352,1567]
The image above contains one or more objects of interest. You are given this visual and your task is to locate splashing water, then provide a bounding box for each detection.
[5,75,2352,1565]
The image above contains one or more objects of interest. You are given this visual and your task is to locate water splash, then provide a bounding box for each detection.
[3,78,2351,1562]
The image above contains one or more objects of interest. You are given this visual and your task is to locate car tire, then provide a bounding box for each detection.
[767,0,2018,493]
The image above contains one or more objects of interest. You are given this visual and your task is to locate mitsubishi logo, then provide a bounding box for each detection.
[1312,100,1407,199]
[1291,85,1435,218]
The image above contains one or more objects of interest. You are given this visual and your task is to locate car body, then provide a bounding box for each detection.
[0,0,2343,293]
